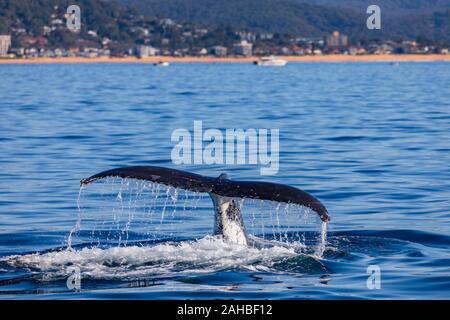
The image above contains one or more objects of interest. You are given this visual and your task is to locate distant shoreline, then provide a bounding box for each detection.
[1,54,449,64]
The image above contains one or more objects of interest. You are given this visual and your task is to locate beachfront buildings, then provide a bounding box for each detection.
[137,45,158,58]
[233,40,253,56]
[211,46,227,57]
[326,31,348,49]
[0,35,11,56]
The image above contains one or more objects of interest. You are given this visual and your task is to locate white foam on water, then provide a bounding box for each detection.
[1,236,299,280]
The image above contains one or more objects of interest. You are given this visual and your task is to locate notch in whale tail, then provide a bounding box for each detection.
[80,166,330,223]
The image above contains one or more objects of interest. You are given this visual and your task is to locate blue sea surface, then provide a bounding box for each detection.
[0,62,449,299]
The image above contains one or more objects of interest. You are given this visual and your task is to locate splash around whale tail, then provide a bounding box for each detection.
[80,166,330,223]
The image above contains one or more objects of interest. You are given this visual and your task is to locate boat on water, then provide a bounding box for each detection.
[254,56,287,66]
[154,61,170,67]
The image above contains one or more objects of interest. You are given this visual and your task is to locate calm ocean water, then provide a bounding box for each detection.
[0,62,449,299]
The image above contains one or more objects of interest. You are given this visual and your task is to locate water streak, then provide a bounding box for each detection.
[314,222,328,258]
[67,185,84,249]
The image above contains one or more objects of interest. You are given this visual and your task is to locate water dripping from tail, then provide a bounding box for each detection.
[314,221,328,258]
[67,185,84,249]
[66,177,329,258]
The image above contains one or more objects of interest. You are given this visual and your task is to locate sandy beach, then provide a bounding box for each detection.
[0,54,449,64]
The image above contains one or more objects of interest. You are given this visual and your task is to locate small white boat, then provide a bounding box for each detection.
[154,61,170,67]
[254,56,287,66]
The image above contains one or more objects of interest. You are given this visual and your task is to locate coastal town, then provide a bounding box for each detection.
[0,5,449,60]
[1,29,449,60]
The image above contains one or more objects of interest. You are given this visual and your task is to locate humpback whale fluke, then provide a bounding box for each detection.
[80,166,330,244]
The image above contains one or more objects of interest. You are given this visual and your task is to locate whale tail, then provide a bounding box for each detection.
[210,193,248,245]
[80,166,330,244]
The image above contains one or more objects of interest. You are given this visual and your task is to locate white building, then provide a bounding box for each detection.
[0,35,12,56]
[233,40,253,56]
[211,46,227,57]
[137,45,157,58]
[198,48,208,56]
